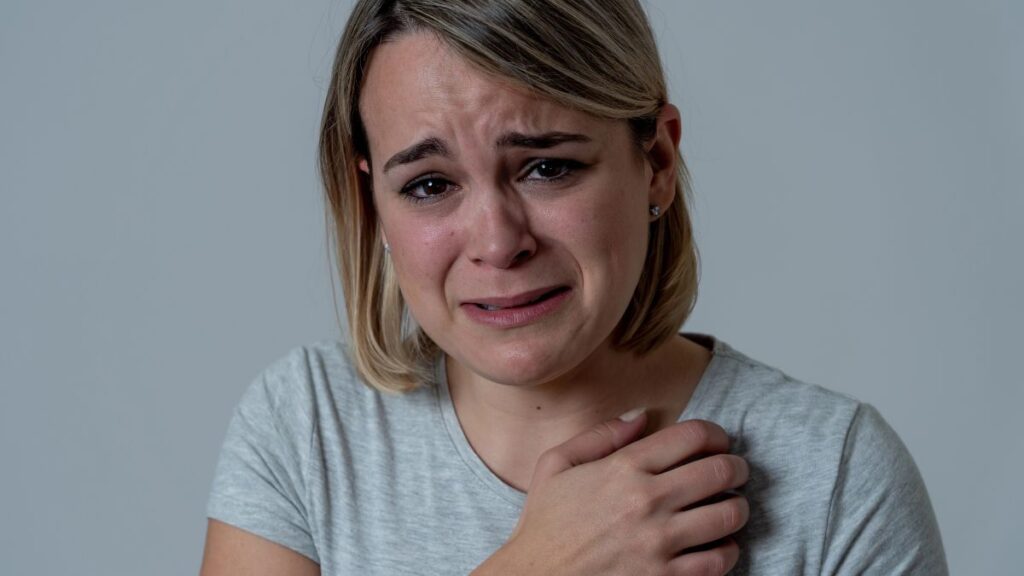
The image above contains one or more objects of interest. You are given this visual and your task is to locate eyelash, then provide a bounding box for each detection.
[399,158,586,205]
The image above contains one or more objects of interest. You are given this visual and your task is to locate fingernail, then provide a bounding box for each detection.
[618,407,645,422]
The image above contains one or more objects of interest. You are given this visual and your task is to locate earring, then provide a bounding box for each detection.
[649,205,661,219]
[383,242,391,254]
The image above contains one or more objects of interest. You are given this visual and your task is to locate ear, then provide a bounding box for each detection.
[644,104,682,212]
[357,157,371,175]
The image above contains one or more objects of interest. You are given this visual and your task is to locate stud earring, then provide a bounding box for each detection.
[649,205,661,219]
[383,242,391,254]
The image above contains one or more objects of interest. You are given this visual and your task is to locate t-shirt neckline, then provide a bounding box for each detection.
[433,332,727,506]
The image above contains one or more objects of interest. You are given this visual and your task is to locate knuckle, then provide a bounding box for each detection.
[700,550,727,576]
[678,420,712,448]
[534,448,566,474]
[642,480,668,510]
[651,524,680,563]
[589,421,618,445]
[621,484,658,518]
[704,540,739,576]
[710,455,739,486]
[737,496,751,528]
[721,497,749,533]
[643,477,671,507]
[597,420,619,438]
[535,447,560,467]
[610,449,643,473]
[632,523,663,556]
[734,455,750,484]
[708,454,748,488]
[720,539,741,572]
[617,522,661,566]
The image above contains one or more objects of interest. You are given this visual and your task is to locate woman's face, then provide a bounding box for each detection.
[359,31,674,386]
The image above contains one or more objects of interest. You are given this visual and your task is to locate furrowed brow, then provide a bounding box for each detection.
[383,137,451,173]
[495,131,592,149]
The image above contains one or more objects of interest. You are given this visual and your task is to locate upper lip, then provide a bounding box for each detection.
[463,285,568,308]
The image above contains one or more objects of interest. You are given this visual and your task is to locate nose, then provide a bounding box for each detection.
[465,190,537,269]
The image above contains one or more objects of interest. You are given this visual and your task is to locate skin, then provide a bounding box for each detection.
[200,519,320,576]
[360,31,712,491]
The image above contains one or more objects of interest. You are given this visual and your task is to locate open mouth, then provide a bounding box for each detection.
[472,286,571,311]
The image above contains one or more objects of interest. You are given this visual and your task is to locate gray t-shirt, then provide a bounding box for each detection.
[205,333,947,574]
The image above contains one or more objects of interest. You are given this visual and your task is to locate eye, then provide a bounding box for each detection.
[400,175,457,203]
[522,159,584,182]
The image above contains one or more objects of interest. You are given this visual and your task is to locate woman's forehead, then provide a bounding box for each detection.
[359,31,617,159]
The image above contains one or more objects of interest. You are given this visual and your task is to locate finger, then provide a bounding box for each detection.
[665,496,749,553]
[655,453,749,511]
[530,408,649,485]
[615,419,730,474]
[666,537,740,576]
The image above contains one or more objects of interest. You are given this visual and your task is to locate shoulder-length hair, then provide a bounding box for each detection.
[319,0,700,393]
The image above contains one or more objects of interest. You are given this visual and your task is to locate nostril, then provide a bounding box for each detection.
[510,249,532,266]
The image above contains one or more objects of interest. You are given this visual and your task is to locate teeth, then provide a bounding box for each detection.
[478,304,503,311]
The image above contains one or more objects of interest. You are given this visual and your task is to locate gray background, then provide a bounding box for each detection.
[1,0,1019,573]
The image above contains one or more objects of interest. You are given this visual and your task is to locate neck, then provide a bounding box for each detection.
[445,333,710,491]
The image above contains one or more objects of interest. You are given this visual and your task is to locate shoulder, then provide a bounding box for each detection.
[705,338,917,477]
[225,340,374,445]
[234,339,438,444]
[221,340,362,442]
[205,340,366,563]
[686,334,867,500]
[251,339,357,398]
[692,334,862,440]
[208,339,418,564]
[687,335,948,572]
[242,339,389,410]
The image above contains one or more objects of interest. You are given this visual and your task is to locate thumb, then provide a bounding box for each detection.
[531,408,648,485]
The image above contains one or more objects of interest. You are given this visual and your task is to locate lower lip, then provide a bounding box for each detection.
[461,288,572,328]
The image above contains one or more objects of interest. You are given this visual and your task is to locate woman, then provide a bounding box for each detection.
[201,1,947,574]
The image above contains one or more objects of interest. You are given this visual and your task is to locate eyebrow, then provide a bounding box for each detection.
[495,131,592,149]
[382,137,450,174]
[381,131,592,174]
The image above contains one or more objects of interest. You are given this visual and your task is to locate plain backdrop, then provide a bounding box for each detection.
[1,0,1020,574]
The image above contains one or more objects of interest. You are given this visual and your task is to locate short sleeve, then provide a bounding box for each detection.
[205,348,319,563]
[820,403,948,575]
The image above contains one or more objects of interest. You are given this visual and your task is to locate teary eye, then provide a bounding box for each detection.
[523,159,584,181]
[400,176,456,203]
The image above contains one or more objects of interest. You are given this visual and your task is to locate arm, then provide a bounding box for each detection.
[200,519,320,576]
[203,349,321,573]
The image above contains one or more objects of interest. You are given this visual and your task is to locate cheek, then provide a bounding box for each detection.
[386,218,457,305]
[557,185,648,278]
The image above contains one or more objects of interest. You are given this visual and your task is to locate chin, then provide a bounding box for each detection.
[466,338,587,388]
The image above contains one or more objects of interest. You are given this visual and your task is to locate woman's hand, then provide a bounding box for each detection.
[474,410,749,576]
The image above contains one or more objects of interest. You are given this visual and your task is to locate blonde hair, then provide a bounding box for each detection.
[319,0,700,393]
